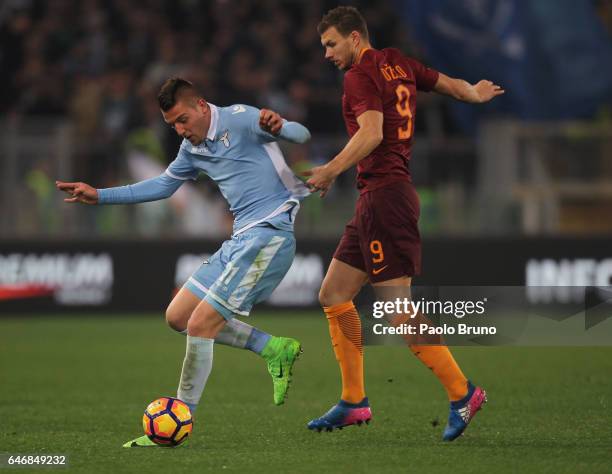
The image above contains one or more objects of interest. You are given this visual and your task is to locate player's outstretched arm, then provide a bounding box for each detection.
[56,181,99,204]
[56,174,184,205]
[434,73,504,104]
[258,109,311,144]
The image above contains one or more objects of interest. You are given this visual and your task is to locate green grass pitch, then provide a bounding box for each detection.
[1,312,611,473]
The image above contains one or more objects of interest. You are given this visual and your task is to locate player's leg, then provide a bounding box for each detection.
[319,258,369,406]
[124,297,226,448]
[166,286,275,357]
[374,276,470,401]
[173,234,277,416]
[209,227,302,405]
[307,219,373,431]
[366,182,486,440]
[200,227,302,405]
[175,299,226,413]
[374,276,472,400]
[188,234,301,405]
[124,232,300,447]
[307,258,372,431]
[374,276,487,440]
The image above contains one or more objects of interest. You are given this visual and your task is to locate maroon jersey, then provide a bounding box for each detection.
[342,48,439,193]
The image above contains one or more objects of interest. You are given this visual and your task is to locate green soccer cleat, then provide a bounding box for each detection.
[123,435,190,448]
[261,336,302,405]
[123,435,157,448]
[122,435,187,448]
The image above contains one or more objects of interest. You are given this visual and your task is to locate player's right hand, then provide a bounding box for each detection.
[259,109,283,135]
[55,181,99,205]
[302,165,337,198]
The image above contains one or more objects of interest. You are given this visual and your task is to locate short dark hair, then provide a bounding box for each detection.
[157,77,200,111]
[317,6,369,40]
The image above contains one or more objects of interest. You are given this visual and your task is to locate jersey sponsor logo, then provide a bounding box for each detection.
[231,105,246,114]
[219,130,230,148]
[191,145,210,154]
[372,265,389,275]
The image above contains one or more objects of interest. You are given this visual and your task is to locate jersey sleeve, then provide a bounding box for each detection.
[344,69,383,118]
[240,105,310,144]
[165,146,199,181]
[97,173,183,204]
[404,57,439,92]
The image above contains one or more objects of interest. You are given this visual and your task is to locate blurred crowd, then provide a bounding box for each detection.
[0,0,417,185]
[2,0,610,238]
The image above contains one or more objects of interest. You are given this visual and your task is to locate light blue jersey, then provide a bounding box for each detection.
[98,103,310,235]
[96,103,311,319]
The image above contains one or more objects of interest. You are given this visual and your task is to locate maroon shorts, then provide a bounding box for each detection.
[333,181,421,283]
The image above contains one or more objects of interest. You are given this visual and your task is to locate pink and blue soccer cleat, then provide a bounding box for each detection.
[307,397,372,432]
[443,382,487,441]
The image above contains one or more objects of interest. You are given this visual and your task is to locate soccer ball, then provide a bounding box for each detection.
[143,397,193,446]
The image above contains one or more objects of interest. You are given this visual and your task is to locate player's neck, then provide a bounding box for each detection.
[353,44,372,65]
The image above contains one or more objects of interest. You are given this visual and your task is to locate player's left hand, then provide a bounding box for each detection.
[474,80,505,103]
[302,165,338,198]
[259,109,283,135]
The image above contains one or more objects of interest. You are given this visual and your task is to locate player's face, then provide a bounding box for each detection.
[162,98,210,145]
[321,27,357,71]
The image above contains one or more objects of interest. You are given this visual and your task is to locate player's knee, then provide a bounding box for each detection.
[185,304,210,334]
[185,309,221,337]
[185,315,201,335]
[165,306,187,333]
[318,287,331,307]
[319,285,348,308]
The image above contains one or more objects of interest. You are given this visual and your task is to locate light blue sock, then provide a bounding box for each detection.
[181,319,271,355]
[246,327,272,354]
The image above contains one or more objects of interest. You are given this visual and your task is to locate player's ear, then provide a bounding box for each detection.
[196,98,208,113]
